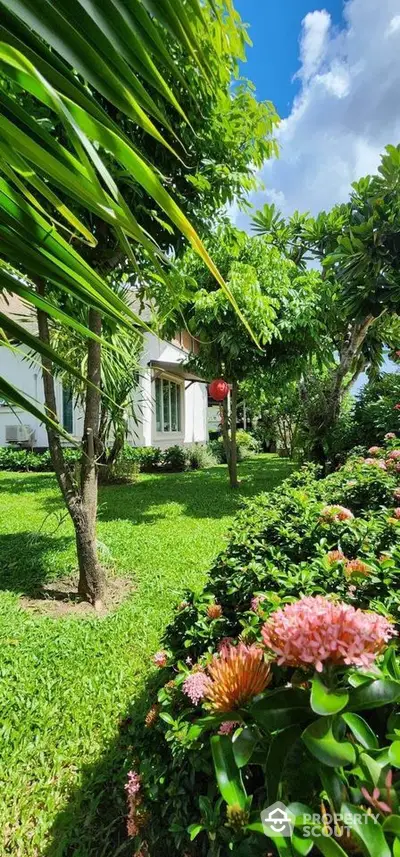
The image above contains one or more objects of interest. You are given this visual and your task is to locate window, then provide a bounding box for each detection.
[62,386,73,433]
[155,377,182,433]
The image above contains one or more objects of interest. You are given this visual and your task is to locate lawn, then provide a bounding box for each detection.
[0,454,294,857]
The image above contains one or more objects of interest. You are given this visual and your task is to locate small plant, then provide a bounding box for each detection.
[163,445,187,471]
[186,444,217,470]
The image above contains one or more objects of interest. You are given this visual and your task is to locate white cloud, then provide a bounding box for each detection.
[233,0,400,227]
[298,10,331,81]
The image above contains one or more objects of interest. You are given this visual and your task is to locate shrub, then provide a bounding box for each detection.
[162,445,187,471]
[186,443,217,470]
[125,444,400,856]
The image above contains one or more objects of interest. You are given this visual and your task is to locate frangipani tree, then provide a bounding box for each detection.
[252,145,400,466]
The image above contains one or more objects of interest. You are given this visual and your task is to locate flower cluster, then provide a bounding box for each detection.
[327,550,346,564]
[385,432,396,440]
[183,669,211,705]
[207,602,223,619]
[388,449,400,460]
[125,770,141,797]
[153,650,168,668]
[320,505,354,522]
[344,559,370,577]
[205,643,271,712]
[218,720,240,735]
[394,508,400,520]
[261,596,395,672]
[364,458,387,470]
[251,594,267,612]
[368,446,382,456]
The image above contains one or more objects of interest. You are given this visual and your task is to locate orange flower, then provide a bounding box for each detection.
[327,550,346,564]
[344,559,371,577]
[145,704,160,728]
[207,603,223,619]
[205,643,271,712]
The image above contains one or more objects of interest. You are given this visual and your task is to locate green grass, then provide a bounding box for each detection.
[0,455,294,857]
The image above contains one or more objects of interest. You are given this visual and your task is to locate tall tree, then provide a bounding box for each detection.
[149,226,323,486]
[252,145,400,466]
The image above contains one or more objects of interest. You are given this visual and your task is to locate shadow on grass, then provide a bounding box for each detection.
[0,472,56,494]
[0,531,73,595]
[43,678,160,857]
[97,456,296,525]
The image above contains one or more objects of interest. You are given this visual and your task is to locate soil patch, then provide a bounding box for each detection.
[19,574,134,618]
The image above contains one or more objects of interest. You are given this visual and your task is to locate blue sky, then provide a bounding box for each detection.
[230,1,400,222]
[232,1,400,388]
[235,0,344,117]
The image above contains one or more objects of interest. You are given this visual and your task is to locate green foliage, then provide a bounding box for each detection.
[0,454,294,856]
[128,445,400,855]
[0,443,217,475]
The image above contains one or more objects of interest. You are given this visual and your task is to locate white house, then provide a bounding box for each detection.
[0,296,208,450]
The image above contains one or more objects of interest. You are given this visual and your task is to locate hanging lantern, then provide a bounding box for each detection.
[209,378,229,402]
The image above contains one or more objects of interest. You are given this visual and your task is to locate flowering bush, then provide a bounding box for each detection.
[261,595,394,670]
[122,446,400,855]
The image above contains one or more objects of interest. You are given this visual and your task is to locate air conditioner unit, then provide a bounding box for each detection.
[5,424,35,444]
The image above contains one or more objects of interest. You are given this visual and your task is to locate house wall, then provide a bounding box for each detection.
[0,334,207,449]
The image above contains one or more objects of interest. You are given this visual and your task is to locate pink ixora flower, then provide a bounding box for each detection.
[320,505,354,523]
[251,594,267,612]
[218,720,240,735]
[394,488,400,501]
[388,449,400,460]
[394,508,400,519]
[261,595,395,673]
[153,650,168,668]
[183,669,211,705]
[394,404,400,411]
[385,433,396,440]
[368,446,382,456]
[364,458,387,470]
[125,770,141,797]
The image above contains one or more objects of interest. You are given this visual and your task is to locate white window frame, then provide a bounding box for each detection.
[153,374,184,439]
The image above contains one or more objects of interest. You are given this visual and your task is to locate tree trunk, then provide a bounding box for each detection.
[36,283,105,607]
[78,309,105,606]
[221,397,232,478]
[229,380,239,488]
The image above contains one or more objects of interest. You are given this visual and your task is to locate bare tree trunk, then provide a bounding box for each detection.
[221,397,232,480]
[36,282,105,607]
[229,380,239,488]
[77,309,105,606]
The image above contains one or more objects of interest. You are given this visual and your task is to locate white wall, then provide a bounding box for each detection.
[0,347,59,447]
[0,333,208,449]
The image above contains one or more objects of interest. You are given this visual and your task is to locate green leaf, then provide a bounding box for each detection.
[307,833,349,857]
[348,679,400,711]
[251,688,311,732]
[232,727,257,769]
[388,741,400,767]
[302,718,356,768]
[383,815,400,836]
[341,802,391,857]
[210,735,247,809]
[266,724,302,805]
[188,823,204,841]
[311,675,349,716]
[341,713,379,750]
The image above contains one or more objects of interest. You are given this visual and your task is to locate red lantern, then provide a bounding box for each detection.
[209,378,229,402]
